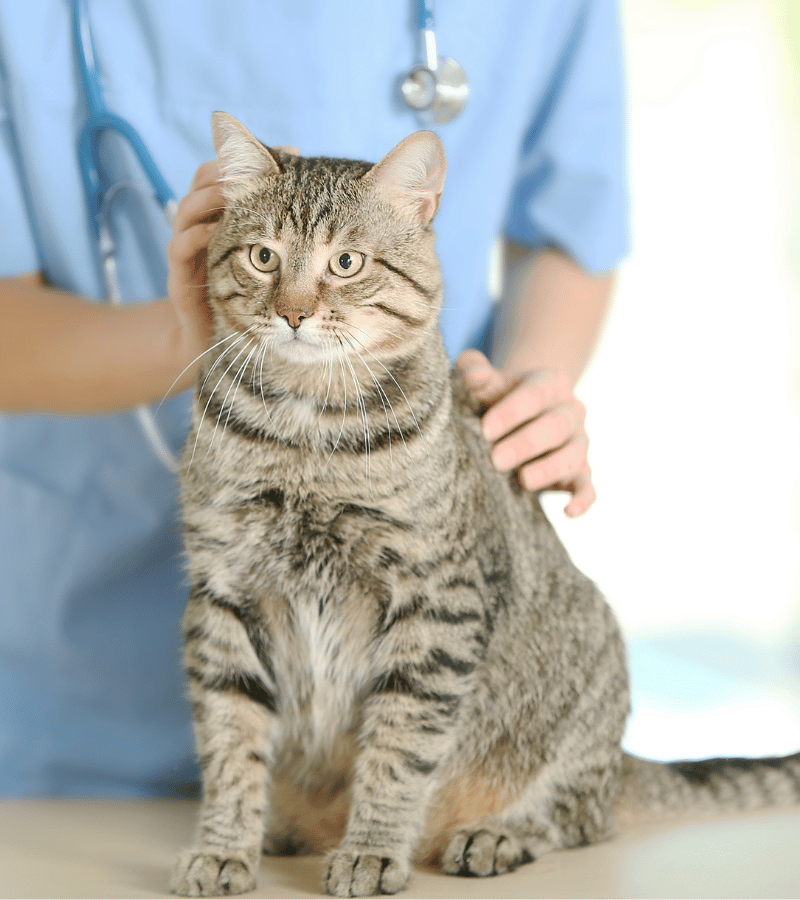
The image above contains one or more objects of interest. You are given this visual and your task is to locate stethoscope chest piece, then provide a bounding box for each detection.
[401,56,469,125]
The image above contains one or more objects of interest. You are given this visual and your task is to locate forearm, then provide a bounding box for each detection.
[0,273,198,413]
[491,244,615,386]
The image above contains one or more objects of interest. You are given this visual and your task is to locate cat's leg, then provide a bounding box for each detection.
[323,691,459,897]
[171,585,279,897]
[441,754,621,877]
[323,597,486,896]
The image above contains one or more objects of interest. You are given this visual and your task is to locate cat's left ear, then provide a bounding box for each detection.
[211,111,281,197]
[362,131,446,225]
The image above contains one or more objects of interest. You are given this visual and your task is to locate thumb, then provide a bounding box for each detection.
[455,349,511,406]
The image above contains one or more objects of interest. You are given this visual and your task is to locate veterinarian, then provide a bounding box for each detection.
[0,0,628,795]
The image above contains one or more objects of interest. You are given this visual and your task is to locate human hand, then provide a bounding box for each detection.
[165,146,301,391]
[166,161,223,389]
[456,348,595,517]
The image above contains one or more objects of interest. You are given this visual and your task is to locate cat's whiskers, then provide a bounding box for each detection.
[256,339,280,435]
[204,341,255,459]
[198,326,258,399]
[213,342,260,458]
[338,332,399,466]
[337,323,430,460]
[326,338,350,467]
[188,334,258,470]
[249,342,261,393]
[341,345,373,495]
[312,342,336,433]
[186,327,258,471]
[156,329,244,414]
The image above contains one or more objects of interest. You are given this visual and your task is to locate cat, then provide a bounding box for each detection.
[171,111,800,898]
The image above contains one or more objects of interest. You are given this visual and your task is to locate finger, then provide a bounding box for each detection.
[488,403,583,472]
[189,160,222,192]
[455,348,490,372]
[456,349,512,405]
[564,472,596,518]
[516,440,589,493]
[173,184,226,234]
[482,369,573,442]
[275,145,300,156]
[168,221,217,271]
[167,224,216,315]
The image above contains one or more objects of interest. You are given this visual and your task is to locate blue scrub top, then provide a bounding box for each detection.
[0,0,628,796]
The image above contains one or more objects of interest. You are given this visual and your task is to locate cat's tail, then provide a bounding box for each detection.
[615,750,800,828]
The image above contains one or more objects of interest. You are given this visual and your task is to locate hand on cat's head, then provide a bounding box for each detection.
[457,349,595,517]
[164,144,302,390]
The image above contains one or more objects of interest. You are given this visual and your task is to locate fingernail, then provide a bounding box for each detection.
[482,417,501,442]
[491,445,515,471]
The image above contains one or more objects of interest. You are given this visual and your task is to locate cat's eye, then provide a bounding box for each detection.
[249,244,280,273]
[329,251,365,278]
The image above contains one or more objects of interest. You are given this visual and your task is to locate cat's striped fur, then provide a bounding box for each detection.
[171,113,800,898]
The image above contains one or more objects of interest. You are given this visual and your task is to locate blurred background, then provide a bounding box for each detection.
[544,0,800,761]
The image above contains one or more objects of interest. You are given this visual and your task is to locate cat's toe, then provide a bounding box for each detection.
[324,847,410,897]
[442,827,531,877]
[170,847,258,896]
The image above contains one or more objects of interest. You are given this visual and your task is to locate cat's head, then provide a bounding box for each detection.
[206,112,446,367]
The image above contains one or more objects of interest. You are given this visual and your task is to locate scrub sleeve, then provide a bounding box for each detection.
[504,0,629,274]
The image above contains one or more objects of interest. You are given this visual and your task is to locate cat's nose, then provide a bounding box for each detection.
[282,309,307,330]
[274,294,318,330]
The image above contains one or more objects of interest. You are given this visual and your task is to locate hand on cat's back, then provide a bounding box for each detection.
[457,348,595,517]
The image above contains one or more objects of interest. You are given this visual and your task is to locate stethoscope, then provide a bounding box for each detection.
[401,1,470,125]
[72,0,181,471]
[71,0,468,472]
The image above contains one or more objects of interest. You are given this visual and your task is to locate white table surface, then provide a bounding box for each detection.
[2,799,799,899]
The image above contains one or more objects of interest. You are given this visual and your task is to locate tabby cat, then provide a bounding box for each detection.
[171,112,800,898]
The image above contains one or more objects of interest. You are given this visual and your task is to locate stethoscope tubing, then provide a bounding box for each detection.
[73,0,180,472]
[72,0,175,237]
[417,0,435,30]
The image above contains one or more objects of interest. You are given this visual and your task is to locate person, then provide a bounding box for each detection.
[0,0,628,796]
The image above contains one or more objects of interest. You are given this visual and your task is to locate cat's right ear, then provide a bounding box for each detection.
[211,112,281,197]
[363,131,446,225]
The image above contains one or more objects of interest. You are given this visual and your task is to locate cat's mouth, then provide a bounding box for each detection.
[271,325,336,364]
[229,315,378,368]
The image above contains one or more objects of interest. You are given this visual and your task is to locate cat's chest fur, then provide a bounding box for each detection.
[270,588,369,780]
[239,482,402,610]
[224,485,402,750]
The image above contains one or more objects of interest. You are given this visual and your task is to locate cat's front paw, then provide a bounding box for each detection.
[324,847,410,897]
[170,847,259,896]
[442,827,532,877]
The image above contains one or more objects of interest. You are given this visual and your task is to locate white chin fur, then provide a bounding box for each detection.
[271,331,335,365]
